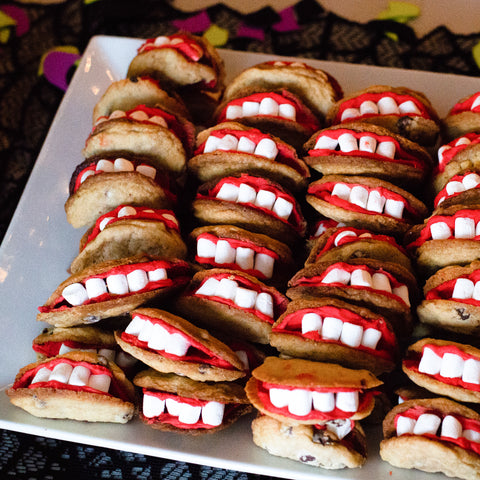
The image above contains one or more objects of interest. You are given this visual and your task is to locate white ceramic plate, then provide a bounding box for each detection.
[1,35,479,480]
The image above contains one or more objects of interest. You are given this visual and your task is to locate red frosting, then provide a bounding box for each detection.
[394,405,480,456]
[433,173,480,208]
[32,340,107,358]
[448,92,480,115]
[217,90,320,132]
[425,270,480,303]
[272,305,397,361]
[435,133,480,173]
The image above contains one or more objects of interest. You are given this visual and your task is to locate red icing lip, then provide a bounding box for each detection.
[435,133,480,173]
[272,305,397,361]
[449,92,480,115]
[394,405,480,456]
[217,91,320,133]
[425,269,480,303]
[334,92,431,124]
[433,173,480,208]
[308,128,426,170]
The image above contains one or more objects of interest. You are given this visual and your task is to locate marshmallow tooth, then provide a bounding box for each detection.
[336,391,359,412]
[237,183,257,204]
[359,135,377,153]
[350,186,369,209]
[272,197,293,220]
[430,222,452,240]
[242,101,260,117]
[258,97,279,116]
[237,136,256,154]
[88,373,111,393]
[143,393,165,418]
[85,277,108,299]
[376,141,395,159]
[201,401,225,426]
[321,316,343,341]
[49,362,73,384]
[439,353,465,379]
[216,278,238,301]
[322,268,350,285]
[225,105,242,120]
[413,413,441,435]
[254,138,278,159]
[418,347,442,375]
[255,189,277,209]
[441,415,463,439]
[331,183,352,201]
[361,328,382,349]
[454,217,475,239]
[216,183,239,201]
[270,387,290,408]
[254,253,275,278]
[203,135,222,153]
[62,283,89,306]
[340,322,363,348]
[106,274,129,295]
[288,389,312,416]
[217,134,238,151]
[396,415,416,436]
[214,240,236,264]
[178,403,202,424]
[234,287,257,309]
[68,365,91,387]
[197,237,216,258]
[127,269,148,292]
[462,358,480,385]
[312,391,335,412]
[338,133,358,152]
[452,278,475,299]
[255,292,274,317]
[235,247,255,270]
[148,268,167,282]
[360,100,378,115]
[377,96,399,115]
[31,367,52,385]
[314,135,338,150]
[147,323,169,351]
[301,312,322,334]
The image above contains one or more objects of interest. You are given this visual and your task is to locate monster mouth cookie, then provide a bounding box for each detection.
[270,297,398,375]
[443,91,480,141]
[433,172,480,210]
[188,121,310,192]
[115,307,247,382]
[306,174,428,238]
[380,397,480,480]
[69,205,187,274]
[417,260,480,335]
[37,255,191,328]
[326,85,441,149]
[175,268,289,344]
[303,121,432,190]
[133,368,252,434]
[245,357,382,425]
[192,173,306,247]
[6,351,136,423]
[402,338,480,404]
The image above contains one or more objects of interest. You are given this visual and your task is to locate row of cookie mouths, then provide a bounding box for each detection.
[6,32,480,477]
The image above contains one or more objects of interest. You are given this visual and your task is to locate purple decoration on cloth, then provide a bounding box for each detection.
[172,10,211,33]
[236,22,265,42]
[273,6,299,32]
[43,51,81,91]
[1,5,29,36]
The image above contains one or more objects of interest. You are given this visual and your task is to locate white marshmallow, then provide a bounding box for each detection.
[350,268,372,287]
[255,292,274,317]
[376,141,396,159]
[148,115,168,127]
[114,158,134,172]
[225,105,243,120]
[463,173,480,189]
[153,36,170,46]
[314,135,338,150]
[242,101,260,117]
[288,389,312,416]
[338,133,358,152]
[129,110,149,122]
[341,107,360,121]
[430,221,452,240]
[396,415,416,436]
[331,183,351,201]
[196,277,220,296]
[254,189,276,209]
[272,197,293,220]
[334,230,357,246]
[270,388,291,408]
[372,272,392,292]
[392,285,410,306]
[99,216,114,231]
[462,358,480,385]
[349,186,369,209]
[85,277,107,299]
[418,347,442,375]
[322,268,350,285]
[455,137,471,147]
[377,96,399,115]
[148,268,167,282]
[58,344,75,355]
[125,315,145,336]
[235,350,249,370]
[97,348,115,362]
[463,429,480,443]
[312,391,335,412]
[166,398,182,416]
[143,394,165,418]
[360,100,378,115]
[440,353,465,378]
[31,367,52,384]
[80,170,95,184]
[340,322,364,348]
[106,274,129,295]
[197,237,216,258]
[96,159,114,172]
[217,134,238,151]
[237,136,256,154]
[359,135,377,153]
[214,240,236,264]
[147,323,169,351]
[202,401,224,426]
[137,320,154,343]
[455,217,476,239]
[68,365,91,386]
[203,135,222,153]
[62,283,89,306]
[441,415,463,439]
[366,190,386,213]
[278,103,296,120]
[127,269,148,292]
[237,183,257,204]
[255,138,278,159]
[336,391,359,412]
[165,333,190,357]
[234,287,257,309]
[258,97,279,116]
[217,181,240,203]
[108,110,127,120]
[137,165,157,179]
[413,413,441,435]
[361,328,382,349]
[452,278,475,299]
[472,95,480,110]
[398,100,421,114]
[254,253,275,278]
[384,198,404,219]
[88,374,111,393]
[235,247,255,270]
[216,278,238,300]
[326,419,354,440]
[302,312,322,334]
[446,181,465,196]
[322,316,343,341]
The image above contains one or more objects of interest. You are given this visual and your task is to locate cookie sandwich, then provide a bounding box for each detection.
[443,91,480,141]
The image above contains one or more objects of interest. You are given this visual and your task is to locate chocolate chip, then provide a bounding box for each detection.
[455,308,470,321]
[300,455,316,463]
[396,116,414,136]
[198,364,212,374]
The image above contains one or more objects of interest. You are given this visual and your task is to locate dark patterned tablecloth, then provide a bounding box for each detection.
[1,1,479,478]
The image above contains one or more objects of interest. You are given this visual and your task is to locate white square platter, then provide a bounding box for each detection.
[1,34,479,480]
